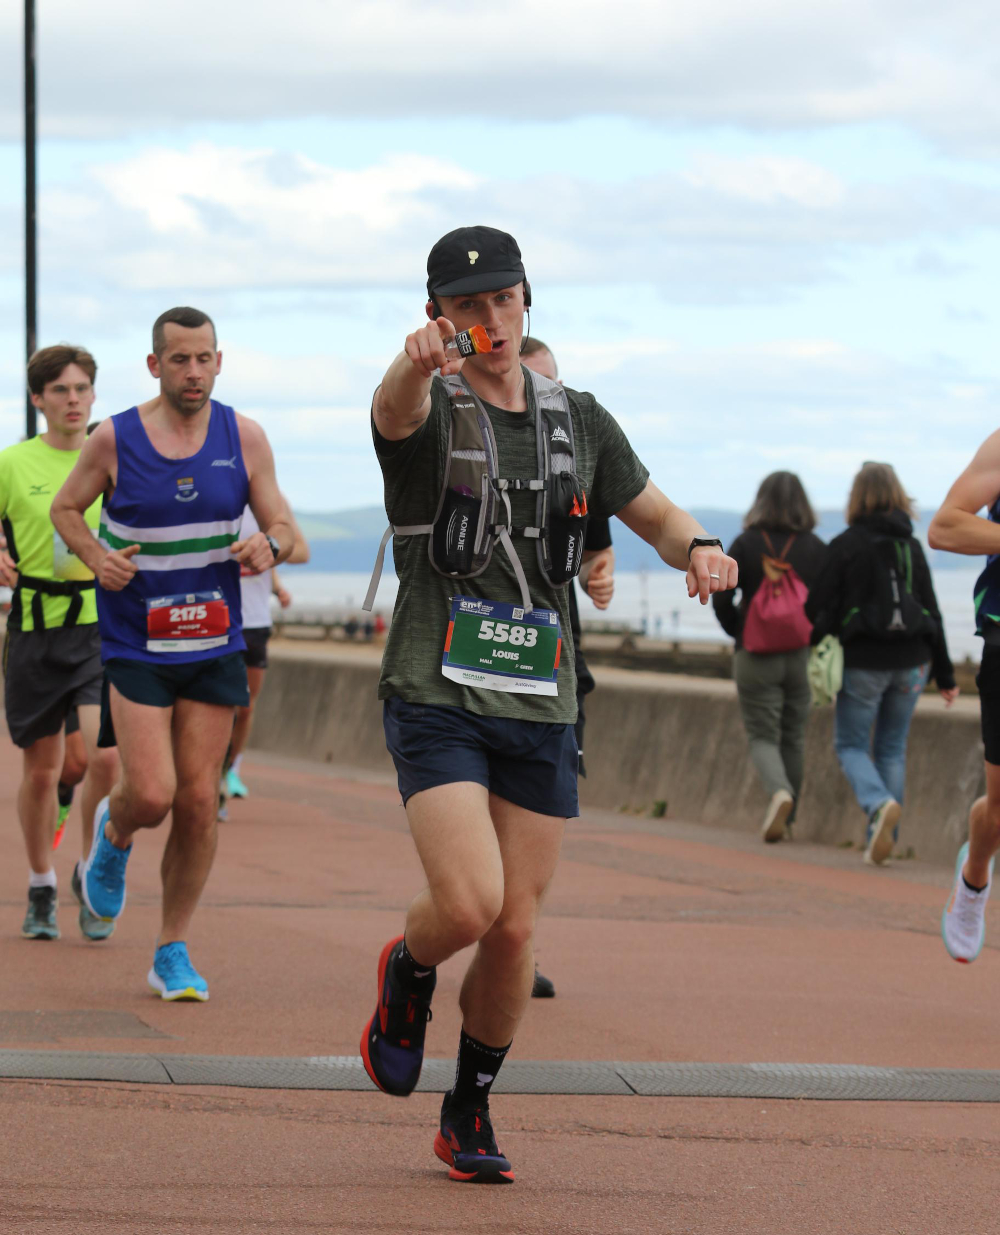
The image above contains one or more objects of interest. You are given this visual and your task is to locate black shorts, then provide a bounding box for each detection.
[99,652,250,748]
[2,625,103,748]
[383,696,579,819]
[978,645,1000,765]
[65,706,80,737]
[242,626,272,671]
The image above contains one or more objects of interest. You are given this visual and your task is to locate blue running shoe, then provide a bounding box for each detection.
[360,935,435,1096]
[225,768,249,799]
[148,942,209,1001]
[71,863,114,941]
[81,796,131,922]
[434,1090,515,1183]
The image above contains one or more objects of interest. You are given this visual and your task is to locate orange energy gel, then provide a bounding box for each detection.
[447,324,493,357]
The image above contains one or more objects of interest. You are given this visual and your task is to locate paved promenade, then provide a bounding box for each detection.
[0,736,998,1233]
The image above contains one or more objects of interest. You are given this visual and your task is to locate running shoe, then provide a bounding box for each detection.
[71,863,115,941]
[434,1090,514,1183]
[864,799,901,866]
[761,789,794,843]
[942,841,994,963]
[531,966,555,998]
[80,796,131,921]
[360,935,435,1097]
[225,768,249,799]
[147,942,210,1001]
[21,886,59,940]
[53,802,71,851]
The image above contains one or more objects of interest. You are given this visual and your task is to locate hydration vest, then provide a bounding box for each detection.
[365,368,589,612]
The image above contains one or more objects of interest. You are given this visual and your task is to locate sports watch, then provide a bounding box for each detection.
[687,536,723,559]
[265,533,281,561]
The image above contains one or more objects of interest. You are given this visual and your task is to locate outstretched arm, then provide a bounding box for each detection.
[615,480,738,604]
[929,429,1000,556]
[373,315,467,442]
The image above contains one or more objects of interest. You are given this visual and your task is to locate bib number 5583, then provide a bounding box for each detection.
[477,619,538,648]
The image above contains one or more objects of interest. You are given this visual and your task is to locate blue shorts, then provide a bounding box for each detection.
[383,696,579,819]
[98,653,250,747]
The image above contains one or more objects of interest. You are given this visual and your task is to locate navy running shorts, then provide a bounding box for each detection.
[98,652,250,747]
[383,695,579,819]
[241,626,272,671]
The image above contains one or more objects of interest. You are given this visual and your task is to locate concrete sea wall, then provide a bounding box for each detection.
[251,647,983,867]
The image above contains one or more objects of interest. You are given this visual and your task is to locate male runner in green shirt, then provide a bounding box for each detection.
[0,346,119,940]
[360,226,737,1184]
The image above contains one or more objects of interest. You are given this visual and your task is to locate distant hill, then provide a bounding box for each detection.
[290,505,968,574]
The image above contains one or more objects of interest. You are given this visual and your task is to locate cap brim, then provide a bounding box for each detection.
[431,269,524,296]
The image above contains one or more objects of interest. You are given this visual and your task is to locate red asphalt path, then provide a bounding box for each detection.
[0,738,998,1233]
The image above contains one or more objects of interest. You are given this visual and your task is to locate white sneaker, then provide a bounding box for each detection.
[761,790,794,843]
[942,842,994,963]
[864,799,901,866]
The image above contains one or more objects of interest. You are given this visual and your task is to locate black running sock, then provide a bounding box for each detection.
[57,782,74,810]
[963,875,988,894]
[393,937,436,988]
[451,1029,511,1109]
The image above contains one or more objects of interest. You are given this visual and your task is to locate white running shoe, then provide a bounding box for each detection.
[761,790,794,843]
[942,841,994,964]
[864,799,902,866]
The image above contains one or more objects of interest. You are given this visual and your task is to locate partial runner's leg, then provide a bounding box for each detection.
[107,684,176,846]
[966,763,1000,888]
[75,704,118,857]
[459,793,565,1048]
[228,665,265,769]
[19,731,64,872]
[159,697,234,945]
[404,781,505,964]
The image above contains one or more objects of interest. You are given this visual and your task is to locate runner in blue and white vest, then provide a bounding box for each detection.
[51,306,294,1002]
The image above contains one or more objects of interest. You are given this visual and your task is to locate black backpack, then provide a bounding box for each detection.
[840,532,935,644]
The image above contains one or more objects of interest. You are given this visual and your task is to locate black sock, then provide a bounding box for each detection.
[393,937,436,988]
[451,1029,510,1109]
[57,782,74,810]
[963,875,988,894]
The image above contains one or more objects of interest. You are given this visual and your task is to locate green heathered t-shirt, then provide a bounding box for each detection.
[373,371,650,724]
[0,436,102,631]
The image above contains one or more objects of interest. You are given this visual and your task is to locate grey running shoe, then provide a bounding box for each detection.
[22,886,60,940]
[72,863,115,941]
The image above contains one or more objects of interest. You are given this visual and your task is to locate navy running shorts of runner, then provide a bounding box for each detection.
[383,695,579,818]
[99,653,250,747]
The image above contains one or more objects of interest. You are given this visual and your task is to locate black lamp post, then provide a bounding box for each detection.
[24,0,37,438]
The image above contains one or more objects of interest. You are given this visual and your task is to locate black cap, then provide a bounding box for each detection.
[427,226,525,297]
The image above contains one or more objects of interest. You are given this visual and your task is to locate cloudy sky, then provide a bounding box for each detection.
[1,0,998,513]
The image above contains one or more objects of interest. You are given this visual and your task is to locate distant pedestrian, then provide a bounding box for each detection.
[713,472,828,842]
[807,463,957,866]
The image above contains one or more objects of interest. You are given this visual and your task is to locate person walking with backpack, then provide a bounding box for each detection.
[714,472,828,842]
[806,463,957,866]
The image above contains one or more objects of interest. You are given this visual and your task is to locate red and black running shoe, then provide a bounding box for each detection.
[434,1090,514,1183]
[360,935,435,1097]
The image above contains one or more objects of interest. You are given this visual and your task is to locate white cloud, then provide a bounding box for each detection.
[2,0,999,153]
[31,142,1000,307]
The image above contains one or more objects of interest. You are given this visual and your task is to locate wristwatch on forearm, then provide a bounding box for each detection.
[688,536,723,559]
[265,534,281,561]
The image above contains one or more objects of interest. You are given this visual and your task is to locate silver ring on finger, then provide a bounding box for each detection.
[709,573,720,580]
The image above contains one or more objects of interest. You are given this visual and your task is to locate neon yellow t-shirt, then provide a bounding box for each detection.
[0,436,102,630]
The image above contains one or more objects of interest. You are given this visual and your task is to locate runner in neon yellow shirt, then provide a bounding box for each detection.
[0,345,119,941]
